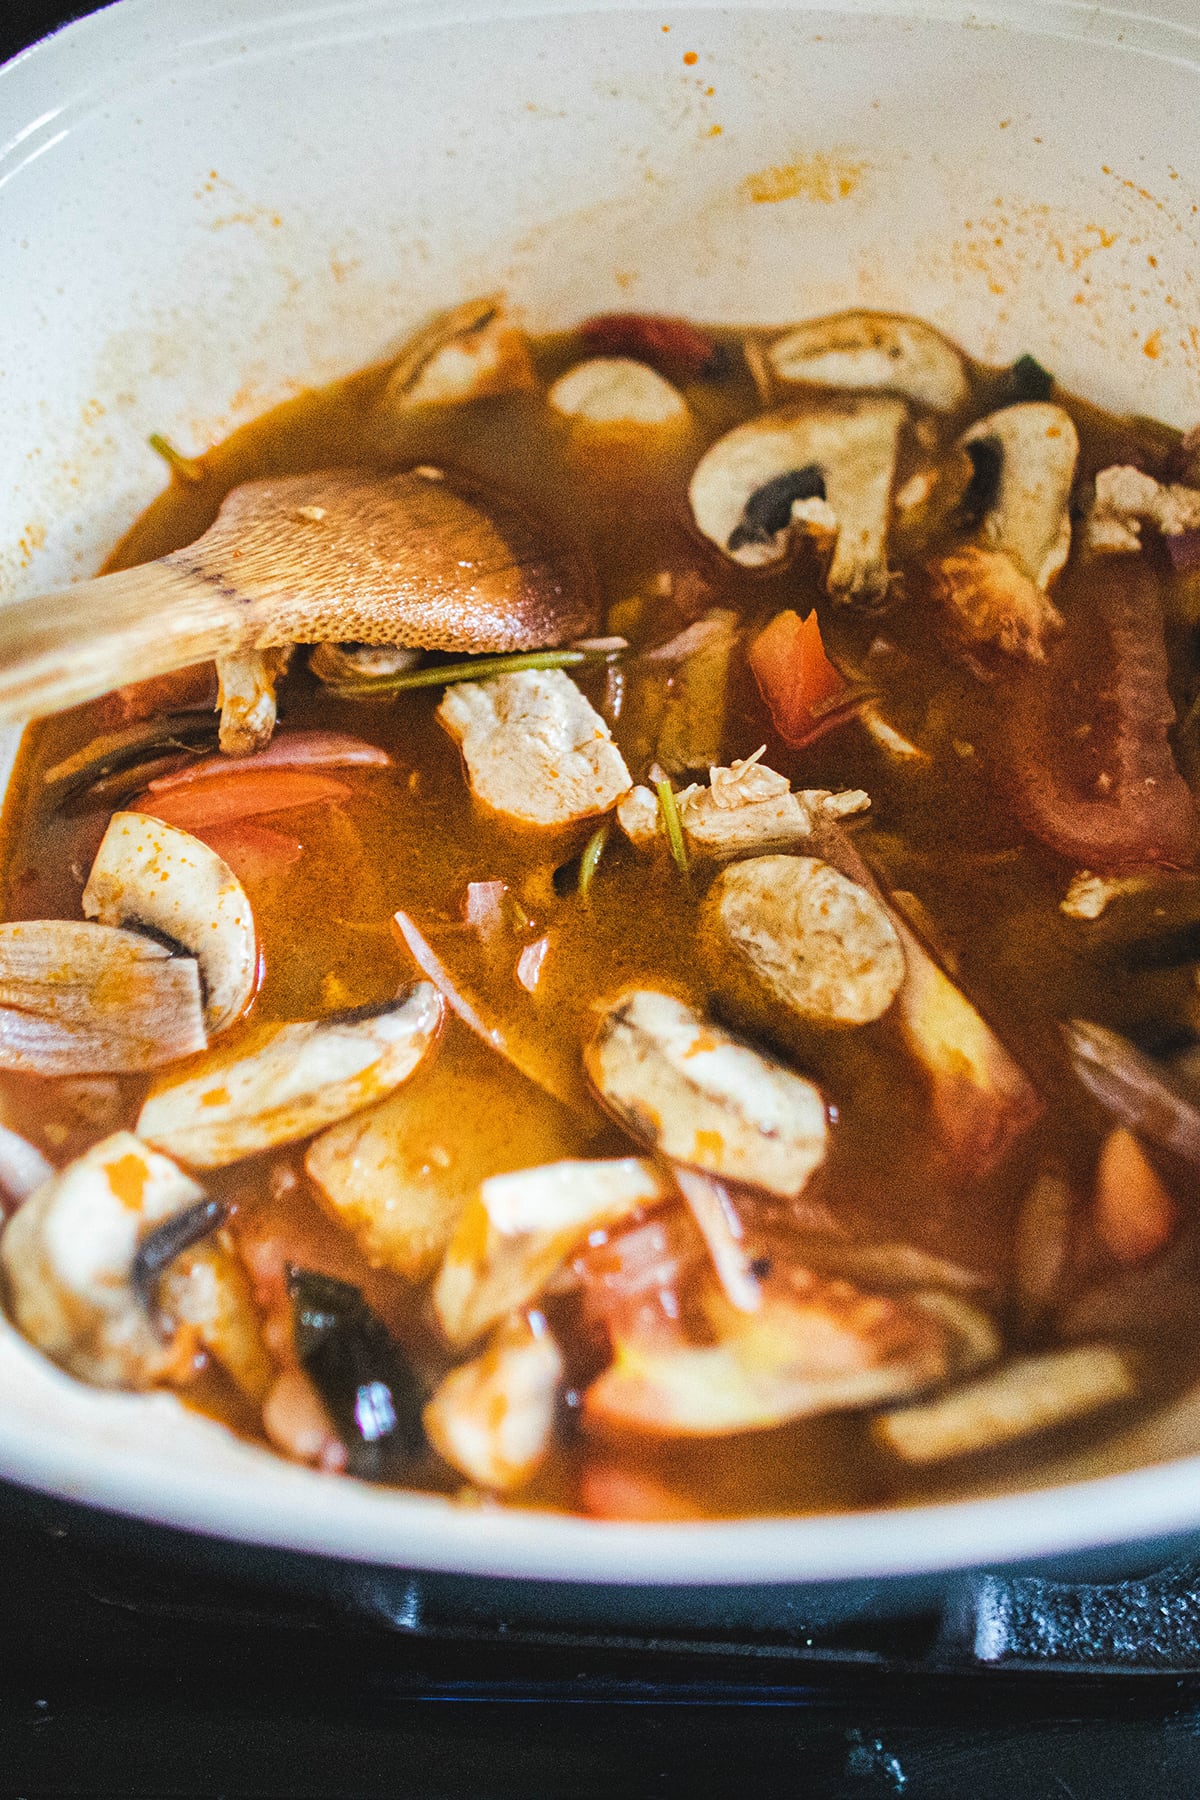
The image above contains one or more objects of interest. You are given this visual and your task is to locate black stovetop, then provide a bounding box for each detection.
[2,1480,1200,1799]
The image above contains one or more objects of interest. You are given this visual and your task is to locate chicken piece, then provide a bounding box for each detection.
[548,358,689,431]
[433,1156,667,1346]
[1059,870,1150,921]
[927,546,1063,667]
[875,1345,1134,1464]
[423,1311,563,1491]
[616,751,867,859]
[437,668,632,827]
[137,985,443,1168]
[0,1131,207,1388]
[688,398,906,605]
[380,297,535,414]
[767,311,969,414]
[0,920,206,1076]
[702,855,905,1030]
[1085,464,1200,553]
[306,1032,582,1281]
[584,990,828,1199]
[83,811,257,1036]
[215,648,293,755]
[585,1265,951,1435]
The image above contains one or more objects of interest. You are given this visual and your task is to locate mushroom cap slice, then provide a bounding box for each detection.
[688,398,905,605]
[548,358,689,429]
[136,984,444,1167]
[0,919,206,1075]
[83,811,257,1036]
[0,1130,206,1389]
[433,1156,667,1347]
[702,855,906,1030]
[585,989,828,1199]
[584,1266,952,1435]
[424,1311,564,1491]
[379,297,535,415]
[768,311,969,414]
[960,402,1079,589]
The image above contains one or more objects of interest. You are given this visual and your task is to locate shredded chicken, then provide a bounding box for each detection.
[1086,464,1200,552]
[617,750,868,859]
[1060,870,1150,920]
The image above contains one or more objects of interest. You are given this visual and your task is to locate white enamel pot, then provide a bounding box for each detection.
[5,0,1200,1620]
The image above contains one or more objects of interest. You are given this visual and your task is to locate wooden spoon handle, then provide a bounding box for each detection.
[0,563,242,722]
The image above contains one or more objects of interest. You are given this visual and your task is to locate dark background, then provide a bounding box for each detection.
[0,0,104,68]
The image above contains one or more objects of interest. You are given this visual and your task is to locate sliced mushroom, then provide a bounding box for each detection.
[305,1032,582,1281]
[83,811,257,1036]
[423,1310,563,1491]
[380,296,535,414]
[701,854,906,1030]
[136,985,443,1168]
[309,642,422,692]
[688,397,905,605]
[215,647,293,755]
[433,1156,667,1347]
[159,1235,274,1402]
[961,404,1079,586]
[927,403,1077,668]
[874,1344,1135,1464]
[0,1131,208,1388]
[584,1265,952,1435]
[584,990,828,1199]
[437,668,632,827]
[548,358,689,431]
[767,312,969,414]
[0,920,206,1075]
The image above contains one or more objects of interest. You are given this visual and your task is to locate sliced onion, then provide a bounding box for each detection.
[0,1126,54,1213]
[671,1165,761,1314]
[146,731,392,793]
[1064,1019,1200,1171]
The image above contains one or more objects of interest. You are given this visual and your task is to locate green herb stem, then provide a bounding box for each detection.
[578,820,611,897]
[148,433,207,485]
[655,776,689,873]
[337,649,593,696]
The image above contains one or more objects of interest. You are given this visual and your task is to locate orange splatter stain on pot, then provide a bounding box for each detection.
[683,50,698,64]
[743,154,866,206]
[1144,329,1164,359]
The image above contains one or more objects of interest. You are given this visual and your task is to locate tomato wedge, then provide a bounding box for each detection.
[749,608,859,749]
[200,821,305,887]
[1001,558,1197,870]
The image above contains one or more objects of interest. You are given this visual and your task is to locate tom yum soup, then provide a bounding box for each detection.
[2,300,1200,1521]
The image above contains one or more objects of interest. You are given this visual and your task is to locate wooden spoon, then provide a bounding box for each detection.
[0,466,598,722]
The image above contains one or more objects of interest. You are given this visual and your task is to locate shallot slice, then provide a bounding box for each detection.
[1064,1019,1200,1171]
[146,731,391,792]
[672,1165,761,1314]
